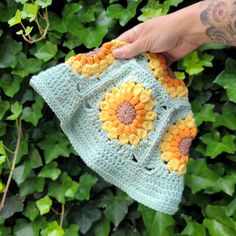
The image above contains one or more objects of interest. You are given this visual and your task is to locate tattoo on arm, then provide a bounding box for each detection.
[200,0,236,45]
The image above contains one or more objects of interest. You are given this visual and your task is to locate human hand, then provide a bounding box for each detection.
[112,1,212,62]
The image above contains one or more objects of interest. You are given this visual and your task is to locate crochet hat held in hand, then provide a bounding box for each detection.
[29,40,197,215]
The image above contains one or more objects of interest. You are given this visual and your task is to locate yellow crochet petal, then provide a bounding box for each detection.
[128,134,140,145]
[144,99,156,110]
[168,125,179,134]
[163,133,173,142]
[99,111,109,121]
[136,129,148,139]
[105,93,115,103]
[145,111,157,121]
[142,121,153,131]
[178,164,187,176]
[99,101,110,110]
[161,152,173,162]
[167,159,180,172]
[108,127,118,139]
[133,84,144,96]
[119,134,129,145]
[176,119,185,130]
[159,141,171,151]
[102,121,113,131]
[140,89,152,103]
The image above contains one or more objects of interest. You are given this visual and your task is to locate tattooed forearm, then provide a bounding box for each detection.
[200,0,236,45]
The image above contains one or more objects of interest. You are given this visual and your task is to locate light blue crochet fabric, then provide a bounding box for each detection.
[29,45,196,215]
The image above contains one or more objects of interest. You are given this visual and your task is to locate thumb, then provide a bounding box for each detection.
[112,40,144,59]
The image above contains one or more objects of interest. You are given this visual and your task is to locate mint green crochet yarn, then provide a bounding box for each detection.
[29,40,197,215]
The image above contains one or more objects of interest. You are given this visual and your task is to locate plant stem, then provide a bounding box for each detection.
[0,119,22,210]
[60,204,65,227]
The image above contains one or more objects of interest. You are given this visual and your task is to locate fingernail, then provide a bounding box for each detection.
[112,48,124,58]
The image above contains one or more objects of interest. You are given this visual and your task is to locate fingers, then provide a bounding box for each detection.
[116,24,140,43]
[112,40,144,59]
[116,29,136,43]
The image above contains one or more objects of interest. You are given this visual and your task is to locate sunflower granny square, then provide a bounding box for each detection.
[29,40,197,215]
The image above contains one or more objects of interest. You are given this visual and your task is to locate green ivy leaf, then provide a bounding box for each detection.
[48,172,79,203]
[36,195,52,215]
[38,131,71,163]
[62,3,83,17]
[0,74,22,97]
[38,161,61,180]
[68,203,102,234]
[66,16,107,48]
[8,9,22,26]
[34,41,58,62]
[23,201,39,221]
[138,0,184,21]
[13,220,35,236]
[36,0,52,8]
[226,198,236,217]
[64,224,79,236]
[0,195,24,220]
[63,34,82,50]
[200,131,236,158]
[138,204,174,236]
[0,225,12,235]
[214,58,236,103]
[75,173,98,201]
[194,103,216,126]
[174,71,185,80]
[6,101,23,120]
[0,140,6,165]
[25,26,33,36]
[41,221,64,236]
[92,217,110,236]
[21,95,44,126]
[182,51,213,75]
[13,162,32,185]
[16,133,29,164]
[205,205,234,228]
[203,205,236,236]
[213,102,236,130]
[203,219,236,236]
[0,181,5,192]
[107,0,141,26]
[22,3,39,21]
[0,35,22,68]
[19,173,45,196]
[0,100,10,120]
[13,148,42,185]
[97,190,133,227]
[0,0,17,23]
[185,159,218,193]
[181,218,206,236]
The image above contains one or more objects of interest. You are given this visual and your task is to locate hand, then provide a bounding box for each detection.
[112,1,211,62]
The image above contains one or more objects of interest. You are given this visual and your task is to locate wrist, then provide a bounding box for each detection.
[174,1,213,46]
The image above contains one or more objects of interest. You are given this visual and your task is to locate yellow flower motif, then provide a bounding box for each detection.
[158,114,197,176]
[145,53,188,98]
[65,40,127,78]
[99,79,157,145]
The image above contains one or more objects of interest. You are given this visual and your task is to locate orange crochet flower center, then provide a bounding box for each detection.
[65,40,127,78]
[145,53,188,98]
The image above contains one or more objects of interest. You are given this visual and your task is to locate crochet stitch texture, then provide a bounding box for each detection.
[29,40,197,215]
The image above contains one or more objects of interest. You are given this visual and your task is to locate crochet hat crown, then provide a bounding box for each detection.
[29,40,197,215]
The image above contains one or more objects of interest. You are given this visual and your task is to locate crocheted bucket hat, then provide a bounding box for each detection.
[29,40,197,215]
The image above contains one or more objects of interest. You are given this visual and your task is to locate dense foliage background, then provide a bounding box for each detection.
[0,0,236,235]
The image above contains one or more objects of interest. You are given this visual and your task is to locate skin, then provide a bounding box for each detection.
[112,0,236,62]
